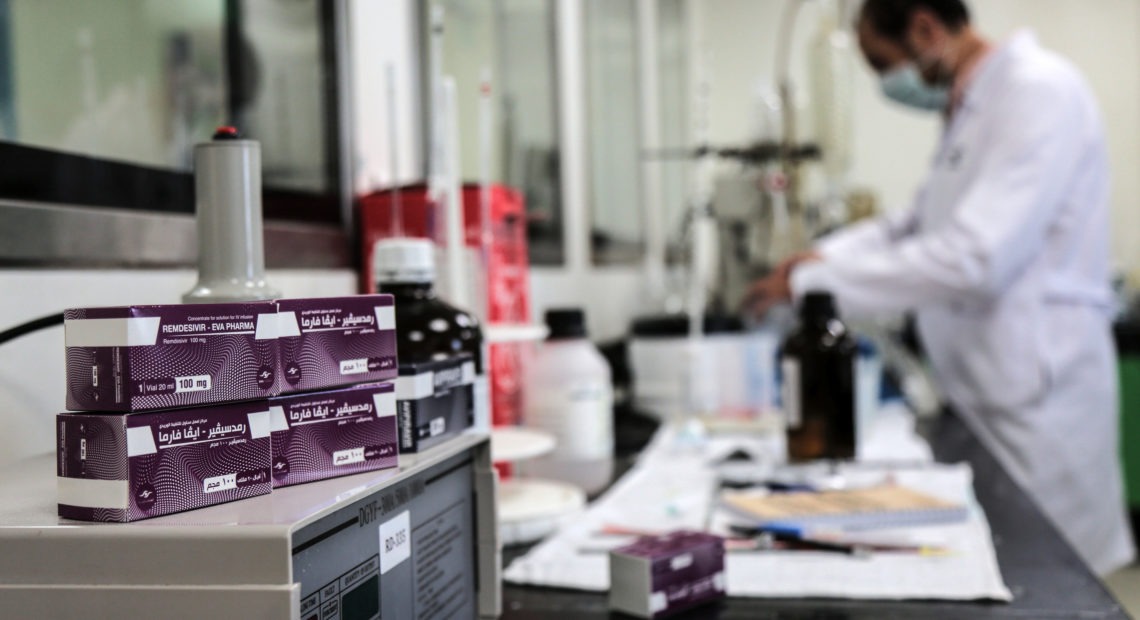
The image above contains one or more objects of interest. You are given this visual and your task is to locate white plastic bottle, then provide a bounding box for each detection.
[521,308,614,494]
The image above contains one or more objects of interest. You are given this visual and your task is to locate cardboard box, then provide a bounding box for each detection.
[609,531,726,618]
[396,355,475,454]
[57,403,273,522]
[269,382,399,487]
[64,303,279,411]
[276,295,398,394]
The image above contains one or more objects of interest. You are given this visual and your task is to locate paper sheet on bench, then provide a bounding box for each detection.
[504,406,1012,601]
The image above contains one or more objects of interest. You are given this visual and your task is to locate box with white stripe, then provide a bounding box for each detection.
[276,295,399,395]
[268,382,399,488]
[56,402,273,522]
[64,303,280,411]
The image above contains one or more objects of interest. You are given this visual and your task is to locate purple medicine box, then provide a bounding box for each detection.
[56,402,273,522]
[609,531,726,618]
[64,303,279,411]
[268,382,400,488]
[276,295,398,394]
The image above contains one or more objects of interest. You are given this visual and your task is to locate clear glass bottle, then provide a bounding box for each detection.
[781,291,856,462]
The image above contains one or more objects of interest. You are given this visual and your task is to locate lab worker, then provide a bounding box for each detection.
[750,0,1134,575]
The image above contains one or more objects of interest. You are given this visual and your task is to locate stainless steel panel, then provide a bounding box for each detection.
[0,585,301,620]
[331,0,357,235]
[0,199,351,269]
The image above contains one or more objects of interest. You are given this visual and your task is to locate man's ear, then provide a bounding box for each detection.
[906,8,943,50]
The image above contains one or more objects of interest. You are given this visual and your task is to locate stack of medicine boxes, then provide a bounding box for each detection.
[56,296,401,522]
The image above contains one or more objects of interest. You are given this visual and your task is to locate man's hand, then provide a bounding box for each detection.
[745,251,822,318]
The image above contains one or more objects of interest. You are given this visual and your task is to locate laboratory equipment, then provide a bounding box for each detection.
[385,63,405,237]
[183,127,280,304]
[0,433,500,619]
[360,36,532,431]
[627,314,780,425]
[490,425,585,546]
[423,6,469,310]
[497,478,586,548]
[436,76,469,307]
[476,67,496,326]
[711,173,778,312]
[641,0,862,314]
[675,47,718,436]
[810,0,857,226]
[641,144,822,312]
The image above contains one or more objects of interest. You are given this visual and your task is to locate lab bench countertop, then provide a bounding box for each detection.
[499,411,1131,619]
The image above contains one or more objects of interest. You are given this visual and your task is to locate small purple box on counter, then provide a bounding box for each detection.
[268,382,399,488]
[57,402,273,522]
[64,303,279,411]
[609,531,726,619]
[276,295,398,394]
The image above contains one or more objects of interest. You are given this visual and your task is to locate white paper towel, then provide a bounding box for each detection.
[504,405,1012,601]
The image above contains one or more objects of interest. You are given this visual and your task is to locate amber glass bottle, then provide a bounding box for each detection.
[781,291,857,462]
[374,238,488,428]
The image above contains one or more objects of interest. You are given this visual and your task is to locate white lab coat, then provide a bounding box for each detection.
[792,31,1135,575]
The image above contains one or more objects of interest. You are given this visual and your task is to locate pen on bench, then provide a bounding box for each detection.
[718,478,819,492]
[729,524,950,556]
[729,524,869,557]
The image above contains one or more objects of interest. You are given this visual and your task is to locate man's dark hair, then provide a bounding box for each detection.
[860,0,971,41]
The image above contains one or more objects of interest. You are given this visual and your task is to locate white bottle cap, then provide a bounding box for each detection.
[373,237,436,283]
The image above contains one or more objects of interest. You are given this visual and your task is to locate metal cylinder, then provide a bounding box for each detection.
[183,129,280,303]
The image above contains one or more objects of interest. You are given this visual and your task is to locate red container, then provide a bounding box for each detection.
[358,184,531,427]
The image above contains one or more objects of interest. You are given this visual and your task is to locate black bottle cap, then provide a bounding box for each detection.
[630,313,744,339]
[213,126,242,140]
[800,291,838,322]
[545,308,588,340]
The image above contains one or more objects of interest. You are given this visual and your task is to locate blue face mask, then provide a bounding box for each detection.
[880,64,950,112]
